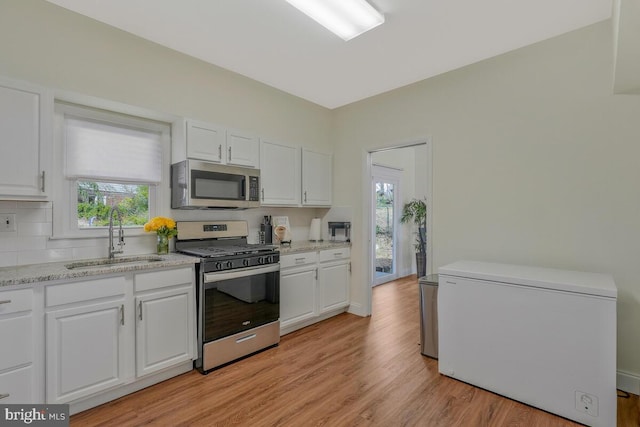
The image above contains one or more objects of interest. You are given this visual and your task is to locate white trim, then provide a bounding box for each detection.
[51,98,173,239]
[363,137,433,316]
[617,370,640,394]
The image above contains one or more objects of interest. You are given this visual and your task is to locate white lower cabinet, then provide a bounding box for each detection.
[280,247,350,335]
[45,266,196,409]
[319,262,350,314]
[0,366,33,403]
[45,276,128,404]
[280,267,317,328]
[46,298,127,404]
[0,287,41,404]
[135,285,194,377]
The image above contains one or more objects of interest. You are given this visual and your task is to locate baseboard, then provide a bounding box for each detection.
[617,370,640,394]
[347,302,368,317]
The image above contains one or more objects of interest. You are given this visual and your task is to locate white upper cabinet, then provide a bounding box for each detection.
[178,119,259,168]
[0,76,51,199]
[227,128,259,168]
[302,149,332,206]
[185,119,225,163]
[260,140,301,206]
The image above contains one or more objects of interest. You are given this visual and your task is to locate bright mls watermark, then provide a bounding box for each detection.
[1,405,69,426]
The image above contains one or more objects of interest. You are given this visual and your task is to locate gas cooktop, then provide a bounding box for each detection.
[179,244,278,259]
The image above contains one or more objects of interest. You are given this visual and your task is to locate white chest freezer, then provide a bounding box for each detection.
[438,260,617,427]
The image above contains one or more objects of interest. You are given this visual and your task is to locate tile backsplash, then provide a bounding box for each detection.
[0,201,155,268]
[0,201,353,268]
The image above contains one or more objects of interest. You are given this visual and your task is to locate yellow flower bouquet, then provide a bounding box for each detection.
[143,216,177,254]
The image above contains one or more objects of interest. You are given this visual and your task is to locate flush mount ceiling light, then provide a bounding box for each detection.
[286,0,385,41]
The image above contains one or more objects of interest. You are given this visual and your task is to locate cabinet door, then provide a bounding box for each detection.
[0,77,50,199]
[260,140,300,206]
[319,262,350,313]
[0,315,32,371]
[0,366,33,404]
[280,268,317,328]
[46,299,127,404]
[135,286,194,377]
[227,129,259,168]
[302,149,332,206]
[186,119,225,163]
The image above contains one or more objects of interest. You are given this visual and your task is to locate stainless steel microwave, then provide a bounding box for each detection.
[171,160,260,209]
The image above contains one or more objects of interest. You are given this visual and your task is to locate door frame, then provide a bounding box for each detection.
[371,164,402,286]
[362,138,433,316]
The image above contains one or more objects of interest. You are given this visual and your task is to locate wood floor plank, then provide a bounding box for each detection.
[71,275,639,426]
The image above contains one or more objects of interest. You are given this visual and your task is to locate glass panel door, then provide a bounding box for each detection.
[375,181,395,282]
[372,165,401,286]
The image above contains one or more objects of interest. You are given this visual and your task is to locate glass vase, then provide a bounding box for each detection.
[157,234,169,255]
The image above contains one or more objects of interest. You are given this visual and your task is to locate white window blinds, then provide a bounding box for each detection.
[65,116,162,183]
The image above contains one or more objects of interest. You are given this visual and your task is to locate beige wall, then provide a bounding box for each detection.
[333,21,640,377]
[0,0,331,148]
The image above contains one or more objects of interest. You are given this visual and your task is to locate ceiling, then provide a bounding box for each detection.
[44,0,613,109]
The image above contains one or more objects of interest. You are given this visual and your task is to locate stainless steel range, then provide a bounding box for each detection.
[175,221,280,374]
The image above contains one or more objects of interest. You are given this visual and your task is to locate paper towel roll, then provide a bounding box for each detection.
[309,218,322,241]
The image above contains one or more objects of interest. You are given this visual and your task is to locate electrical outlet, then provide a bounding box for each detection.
[1,214,16,232]
[575,391,598,417]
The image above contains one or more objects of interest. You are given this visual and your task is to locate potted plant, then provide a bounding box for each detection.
[400,198,427,277]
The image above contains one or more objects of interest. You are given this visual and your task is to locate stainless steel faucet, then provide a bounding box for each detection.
[108,206,125,259]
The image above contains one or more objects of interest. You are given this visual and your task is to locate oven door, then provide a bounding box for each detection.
[202,264,279,342]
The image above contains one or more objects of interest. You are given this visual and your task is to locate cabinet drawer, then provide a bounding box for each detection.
[280,252,318,269]
[0,288,32,315]
[0,315,32,370]
[135,267,194,292]
[46,276,126,307]
[0,365,33,404]
[319,247,350,262]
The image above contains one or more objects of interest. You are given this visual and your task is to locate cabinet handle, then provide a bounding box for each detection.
[261,188,265,201]
[295,257,306,264]
[120,304,125,326]
[218,144,222,160]
[334,252,343,257]
[445,281,456,285]
[0,393,9,400]
[41,171,45,193]
[228,146,232,162]
[304,191,307,203]
[138,301,143,321]
[236,334,256,344]
[315,268,318,280]
[0,300,11,305]
[349,262,352,273]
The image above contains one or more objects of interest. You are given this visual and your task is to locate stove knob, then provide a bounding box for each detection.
[215,262,222,270]
[265,256,272,264]
[257,257,264,265]
[226,261,233,269]
[243,259,250,267]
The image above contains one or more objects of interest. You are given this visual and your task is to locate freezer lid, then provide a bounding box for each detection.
[438,260,617,298]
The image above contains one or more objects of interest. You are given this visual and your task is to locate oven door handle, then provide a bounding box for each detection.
[204,264,280,283]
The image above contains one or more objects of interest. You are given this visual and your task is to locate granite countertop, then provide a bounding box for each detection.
[0,253,199,288]
[277,241,351,254]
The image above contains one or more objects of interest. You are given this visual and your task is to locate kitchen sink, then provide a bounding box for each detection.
[65,255,164,270]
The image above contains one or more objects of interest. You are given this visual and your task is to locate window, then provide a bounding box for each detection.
[77,181,149,228]
[53,100,171,238]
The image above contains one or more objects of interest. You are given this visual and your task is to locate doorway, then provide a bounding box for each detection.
[372,165,401,286]
[364,140,433,316]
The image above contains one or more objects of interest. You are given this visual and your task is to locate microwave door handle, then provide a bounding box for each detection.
[241,177,246,198]
[204,264,280,284]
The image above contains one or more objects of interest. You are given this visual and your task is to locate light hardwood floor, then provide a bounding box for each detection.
[72,275,639,426]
